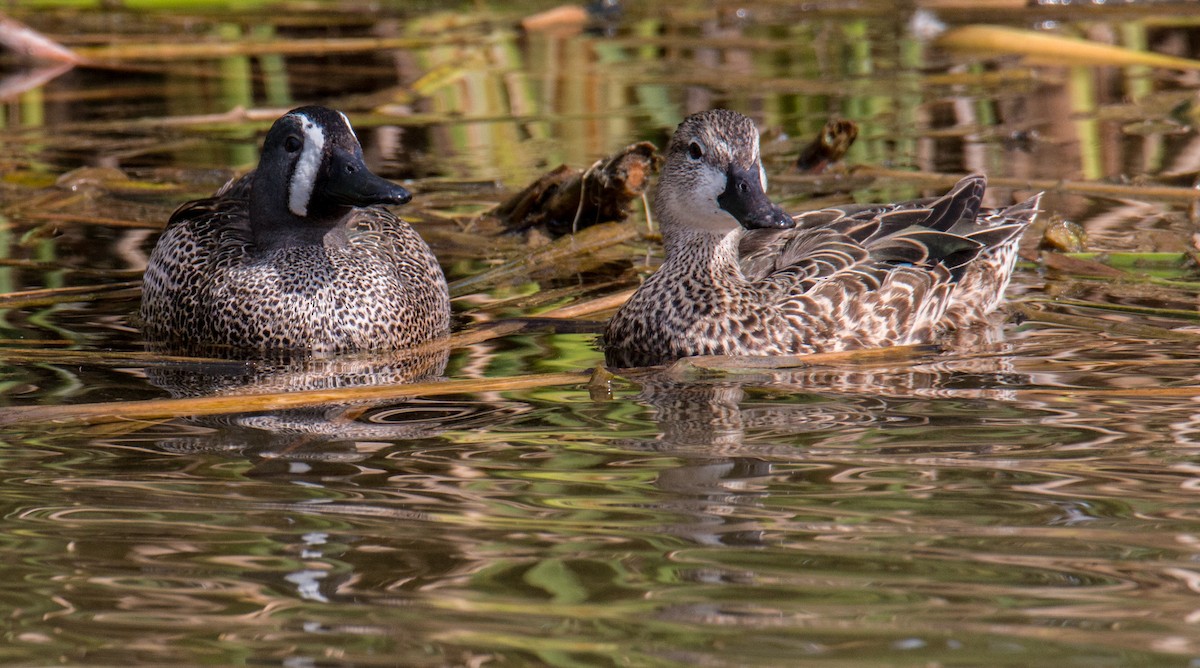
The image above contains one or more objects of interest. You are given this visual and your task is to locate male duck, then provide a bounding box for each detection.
[141,106,450,352]
[604,109,1040,368]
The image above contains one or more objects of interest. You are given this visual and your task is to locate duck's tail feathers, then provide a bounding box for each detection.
[925,174,986,232]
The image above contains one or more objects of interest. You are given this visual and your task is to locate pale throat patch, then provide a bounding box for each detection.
[288,113,326,217]
[692,165,741,234]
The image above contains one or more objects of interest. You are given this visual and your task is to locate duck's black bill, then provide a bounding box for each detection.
[323,147,412,207]
[717,164,794,230]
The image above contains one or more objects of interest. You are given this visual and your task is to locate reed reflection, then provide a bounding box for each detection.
[140,343,493,463]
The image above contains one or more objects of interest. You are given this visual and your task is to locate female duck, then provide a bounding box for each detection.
[141,106,450,352]
[604,109,1040,368]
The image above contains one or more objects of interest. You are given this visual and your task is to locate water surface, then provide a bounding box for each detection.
[3,2,1200,665]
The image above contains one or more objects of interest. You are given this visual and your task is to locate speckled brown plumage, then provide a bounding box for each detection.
[140,106,450,353]
[604,110,1039,368]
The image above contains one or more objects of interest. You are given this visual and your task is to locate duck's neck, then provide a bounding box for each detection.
[659,201,744,277]
[248,195,351,252]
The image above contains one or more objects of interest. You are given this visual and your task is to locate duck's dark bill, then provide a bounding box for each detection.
[717,164,794,230]
[323,147,412,207]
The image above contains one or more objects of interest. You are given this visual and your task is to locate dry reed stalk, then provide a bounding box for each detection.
[668,345,941,373]
[71,35,478,62]
[0,348,236,365]
[831,167,1200,202]
[537,289,637,319]
[0,371,590,426]
[448,222,638,297]
[0,281,143,309]
[1013,303,1200,341]
[936,24,1200,70]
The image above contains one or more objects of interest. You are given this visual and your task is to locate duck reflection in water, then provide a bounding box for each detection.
[140,344,451,463]
[610,353,1031,557]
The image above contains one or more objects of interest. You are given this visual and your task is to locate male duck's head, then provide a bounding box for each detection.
[250,106,410,242]
[657,109,793,237]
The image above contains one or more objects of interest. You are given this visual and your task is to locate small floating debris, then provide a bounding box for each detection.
[1039,217,1088,253]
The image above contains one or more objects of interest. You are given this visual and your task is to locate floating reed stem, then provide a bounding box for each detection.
[538,288,636,319]
[666,344,941,374]
[71,35,482,63]
[936,24,1200,71]
[823,167,1200,202]
[448,222,638,297]
[1,370,590,427]
[0,280,142,309]
[1013,302,1200,341]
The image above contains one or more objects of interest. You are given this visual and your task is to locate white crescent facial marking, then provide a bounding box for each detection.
[337,110,356,140]
[754,136,767,192]
[288,113,326,218]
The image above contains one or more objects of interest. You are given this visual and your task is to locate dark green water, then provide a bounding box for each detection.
[4,2,1200,665]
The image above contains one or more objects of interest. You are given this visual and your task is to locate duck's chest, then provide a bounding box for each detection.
[230,246,405,310]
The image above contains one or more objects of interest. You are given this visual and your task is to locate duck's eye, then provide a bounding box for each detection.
[687,141,704,160]
[284,136,302,153]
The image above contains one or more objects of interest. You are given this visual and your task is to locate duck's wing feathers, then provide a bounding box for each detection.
[740,226,869,287]
[741,175,992,286]
[162,173,256,260]
[165,171,255,232]
[738,175,1042,344]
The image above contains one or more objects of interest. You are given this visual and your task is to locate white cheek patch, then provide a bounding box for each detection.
[288,114,326,218]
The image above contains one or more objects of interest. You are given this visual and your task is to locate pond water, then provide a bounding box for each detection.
[4,1,1200,665]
